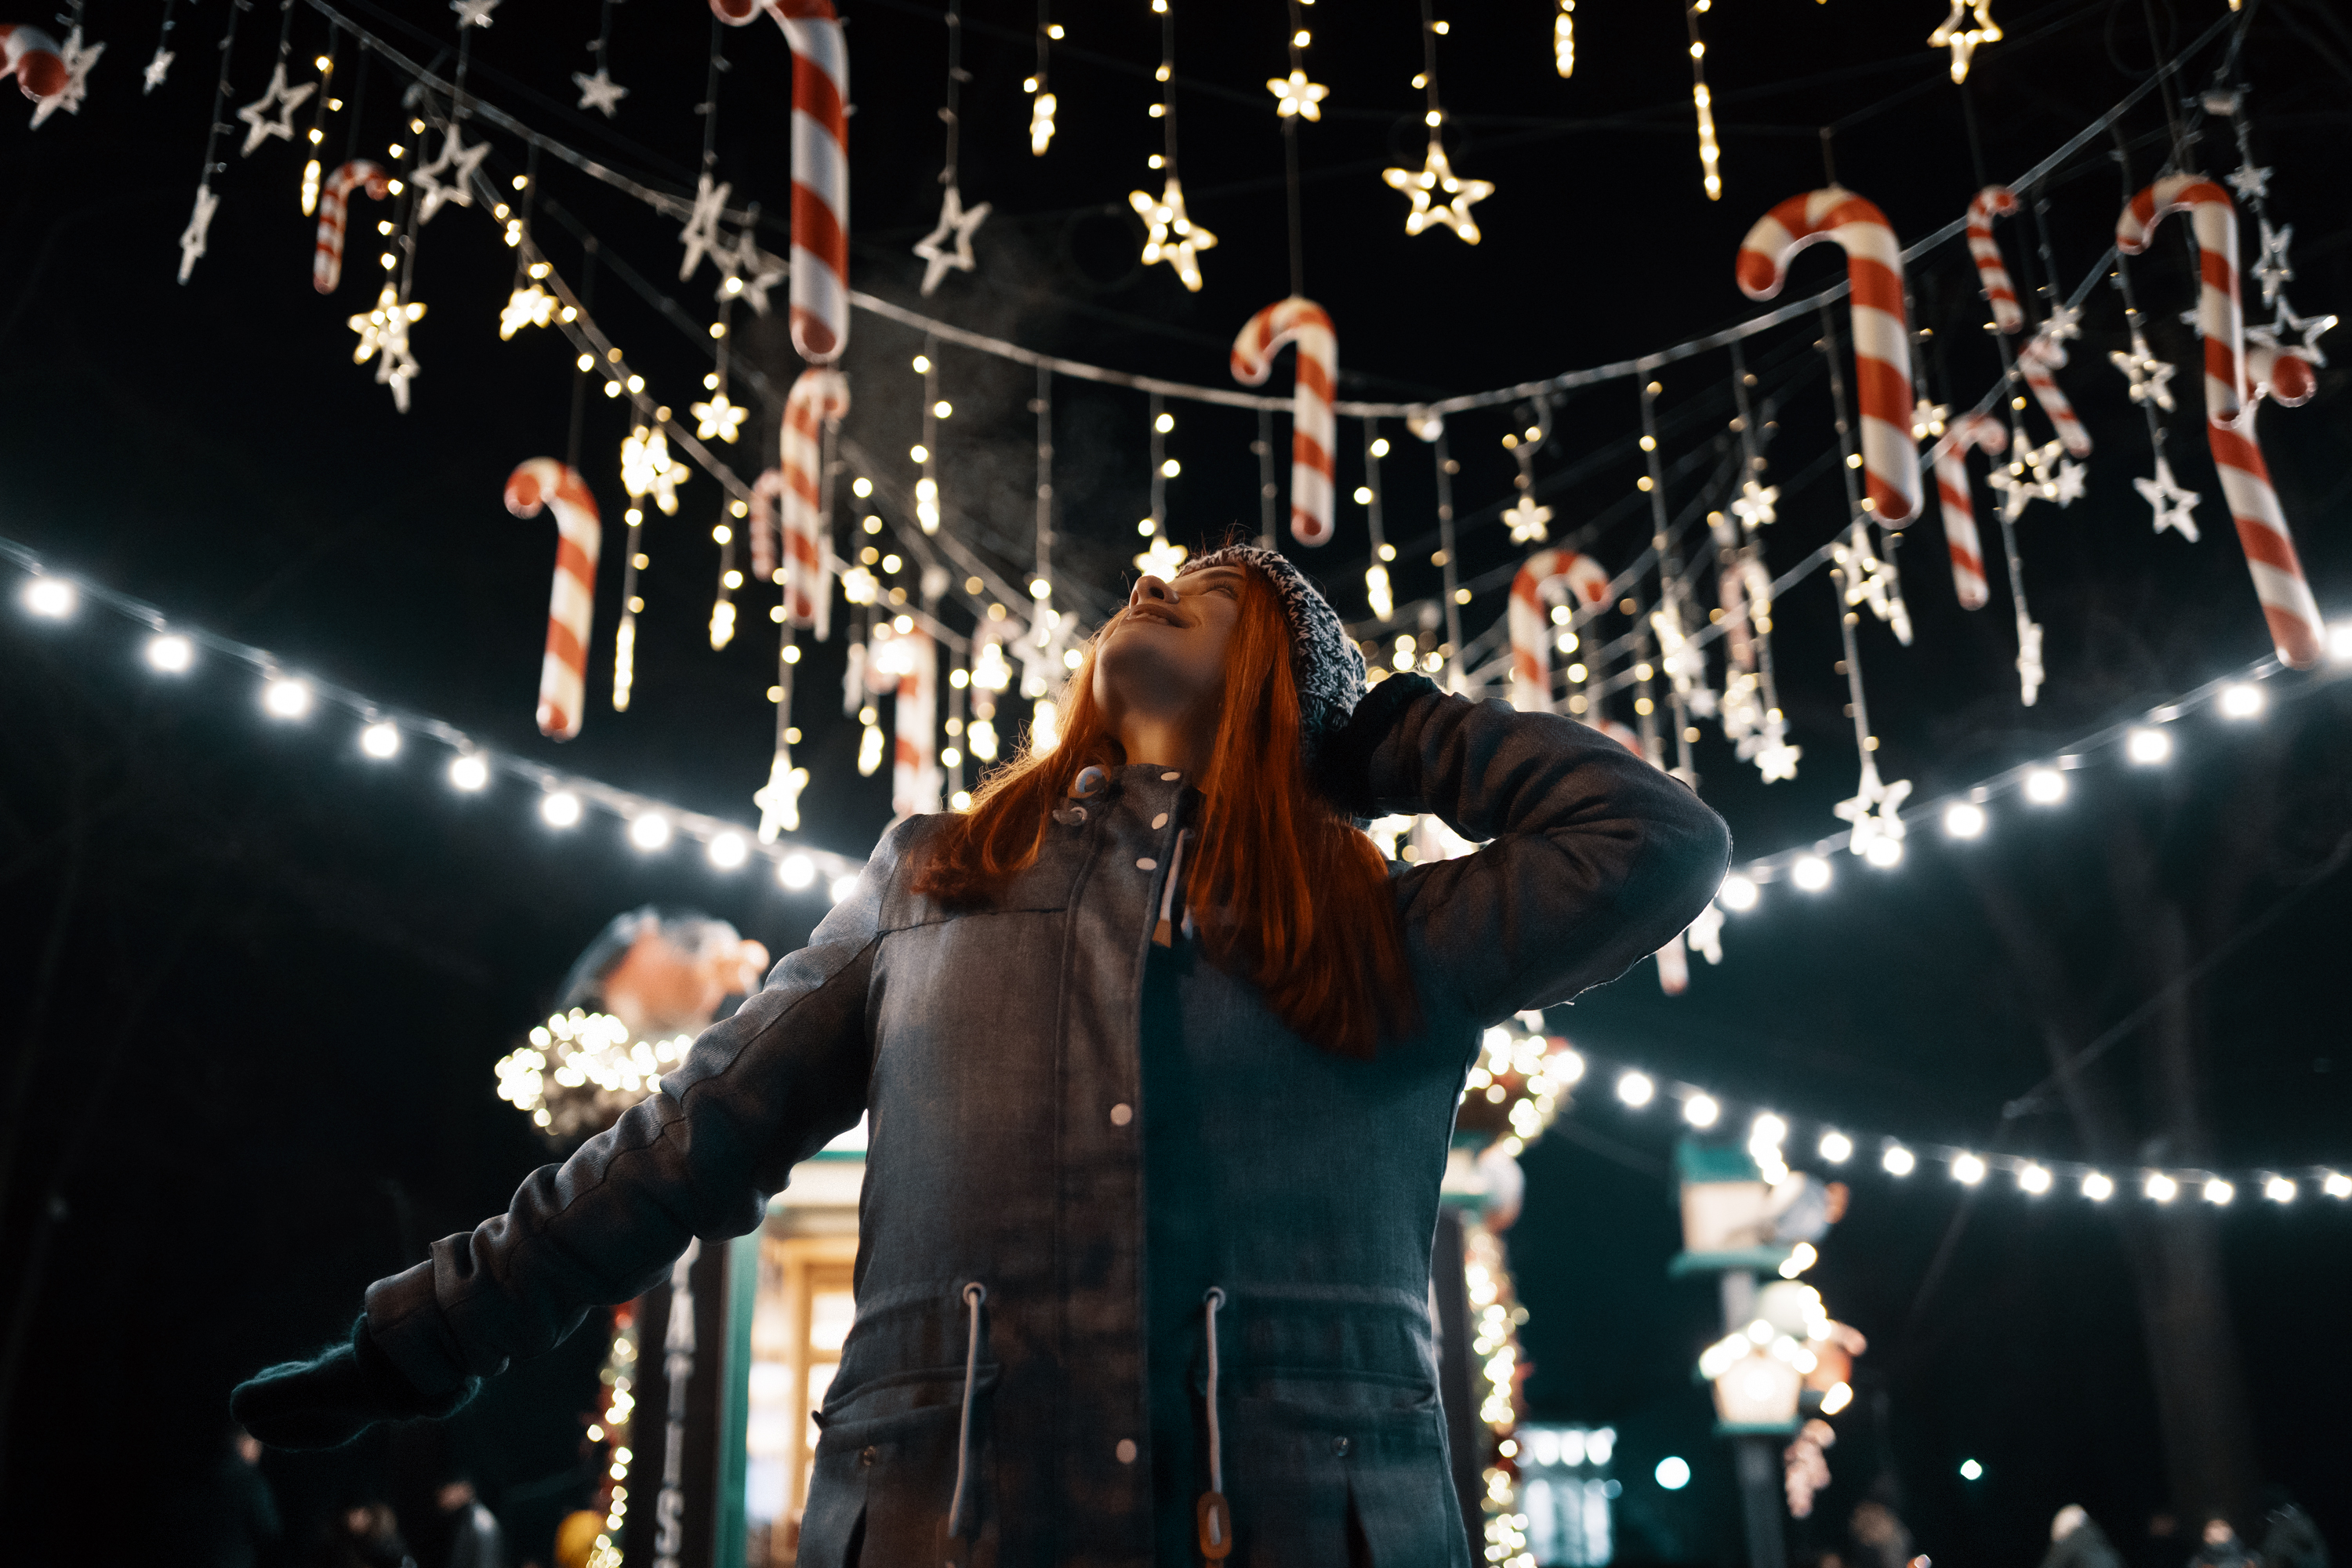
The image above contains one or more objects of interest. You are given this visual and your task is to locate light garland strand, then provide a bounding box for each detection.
[1683,0,1721,201]
[2,539,866,896]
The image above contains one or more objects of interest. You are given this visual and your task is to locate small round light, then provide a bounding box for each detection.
[1952,1152,1986,1185]
[360,720,401,758]
[707,832,748,869]
[449,753,490,792]
[1863,836,1904,869]
[2216,683,2264,719]
[1750,1114,1787,1147]
[2082,1171,2115,1202]
[2018,1164,2052,1195]
[1682,1094,1719,1128]
[1882,1145,1916,1177]
[2144,1171,2179,1203]
[829,873,861,904]
[778,853,816,891]
[22,576,76,618]
[1818,1131,1853,1164]
[263,677,313,719]
[1717,873,1759,911]
[630,814,673,851]
[2125,727,2172,765]
[2328,622,2352,663]
[146,633,194,672]
[1616,1071,1655,1109]
[2325,1171,2352,1200]
[2201,1177,2234,1206]
[1654,1457,1692,1491]
[1959,1459,1984,1482]
[2262,1175,2296,1203]
[541,790,583,828]
[2024,767,2067,804]
[1791,855,1831,892]
[1943,802,1986,839]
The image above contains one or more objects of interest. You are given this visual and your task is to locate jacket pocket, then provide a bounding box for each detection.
[797,1373,999,1568]
[1227,1380,1469,1568]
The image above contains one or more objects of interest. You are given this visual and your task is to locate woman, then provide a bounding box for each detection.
[235,544,1729,1566]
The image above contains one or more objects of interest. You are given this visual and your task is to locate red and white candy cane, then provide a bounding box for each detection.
[1737,189,1922,528]
[2118,176,2325,669]
[1229,296,1338,546]
[312,161,389,294]
[747,466,786,586]
[892,622,939,818]
[779,368,848,639]
[504,460,603,740]
[1931,412,2007,611]
[1506,547,1612,713]
[1965,186,2025,334]
[2018,332,2092,456]
[2249,343,2318,409]
[0,24,66,106]
[712,0,848,365]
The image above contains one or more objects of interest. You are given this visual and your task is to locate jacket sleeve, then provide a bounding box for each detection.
[361,820,914,1399]
[1333,675,1731,1025]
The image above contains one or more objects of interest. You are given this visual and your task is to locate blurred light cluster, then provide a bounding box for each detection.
[495,1011,695,1139]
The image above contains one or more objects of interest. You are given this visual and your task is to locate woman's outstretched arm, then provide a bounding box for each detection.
[1320,675,1732,1024]
[234,821,915,1447]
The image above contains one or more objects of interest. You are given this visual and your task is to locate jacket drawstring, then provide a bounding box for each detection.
[1196,1287,1232,1561]
[948,1282,987,1540]
[1154,829,1192,947]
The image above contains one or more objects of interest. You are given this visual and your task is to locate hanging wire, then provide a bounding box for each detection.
[940,0,965,189]
[298,20,341,213]
[1433,429,1462,684]
[1280,0,1308,296]
[1027,0,1056,154]
[1362,420,1394,622]
[1254,408,1276,551]
[1683,0,1722,200]
[1639,379,1697,782]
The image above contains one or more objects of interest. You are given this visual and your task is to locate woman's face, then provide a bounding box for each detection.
[1091,565,1247,728]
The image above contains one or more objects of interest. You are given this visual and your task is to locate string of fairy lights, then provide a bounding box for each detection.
[2,536,866,901]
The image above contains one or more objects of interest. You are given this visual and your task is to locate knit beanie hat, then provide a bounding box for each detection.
[1178,543,1365,760]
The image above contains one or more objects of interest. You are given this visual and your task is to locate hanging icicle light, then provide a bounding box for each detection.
[1685,2,1721,200]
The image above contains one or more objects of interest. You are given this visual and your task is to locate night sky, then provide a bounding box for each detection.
[2,0,2349,1563]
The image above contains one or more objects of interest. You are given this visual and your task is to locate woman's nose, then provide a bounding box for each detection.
[1130,574,1175,608]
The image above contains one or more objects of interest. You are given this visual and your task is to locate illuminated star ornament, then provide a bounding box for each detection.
[499,283,557,340]
[2014,614,2045,707]
[1987,437,2082,523]
[2133,456,2201,543]
[1928,0,2002,84]
[176,185,220,283]
[2250,307,2339,364]
[1752,721,1801,783]
[913,183,991,297]
[349,285,427,412]
[1833,760,1912,865]
[413,122,489,223]
[1129,176,1218,292]
[234,61,317,155]
[754,752,809,840]
[2108,330,2176,412]
[1134,536,1189,579]
[28,26,102,127]
[572,67,629,118]
[142,47,173,93]
[622,424,689,515]
[677,174,731,283]
[2225,161,2271,203]
[691,390,749,445]
[1266,68,1328,121]
[1730,478,1779,531]
[1502,494,1552,545]
[716,226,786,316]
[2252,218,2295,309]
[450,0,501,26]
[1383,140,1494,244]
[1911,400,1949,442]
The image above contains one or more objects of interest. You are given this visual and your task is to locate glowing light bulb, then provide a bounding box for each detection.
[2017,1164,2052,1194]
[1882,1145,1916,1176]
[707,832,748,869]
[2082,1171,2114,1201]
[22,577,75,619]
[1952,1152,1986,1185]
[360,720,401,758]
[778,853,817,891]
[2125,727,2172,764]
[1818,1131,1853,1163]
[1718,873,1759,910]
[2201,1177,2234,1205]
[1943,801,1986,838]
[2024,767,2067,804]
[1791,855,1831,891]
[1682,1094,1719,1128]
[542,791,583,828]
[2262,1175,2295,1203]
[1616,1071,1654,1108]
[146,633,194,672]
[2216,683,2264,719]
[263,677,313,719]
[2144,1171,2179,1203]
[449,753,490,792]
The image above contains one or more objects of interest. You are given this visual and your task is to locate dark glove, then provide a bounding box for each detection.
[231,1316,480,1450]
[1312,673,1440,822]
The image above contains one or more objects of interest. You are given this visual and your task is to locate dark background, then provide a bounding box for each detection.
[2,0,2348,1563]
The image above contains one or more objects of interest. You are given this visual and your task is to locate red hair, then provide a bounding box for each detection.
[913,568,1416,1058]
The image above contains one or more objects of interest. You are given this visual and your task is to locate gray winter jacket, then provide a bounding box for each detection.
[362,680,1730,1566]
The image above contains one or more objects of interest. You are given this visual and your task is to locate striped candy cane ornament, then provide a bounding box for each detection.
[1931,412,2008,611]
[712,0,849,365]
[0,24,65,103]
[778,368,848,639]
[1737,189,1922,527]
[892,622,940,819]
[2019,332,2092,457]
[1229,297,1338,546]
[1965,186,2025,333]
[2118,176,2325,669]
[312,161,389,294]
[1507,548,1612,713]
[504,460,603,739]
[746,466,787,586]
